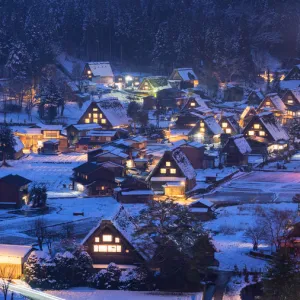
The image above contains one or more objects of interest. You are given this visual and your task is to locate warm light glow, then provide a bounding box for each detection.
[85,118,90,124]
[166,161,171,167]
[180,181,185,186]
[225,128,232,134]
[190,102,196,107]
[254,124,260,129]
[93,108,98,111]
[259,131,265,136]
[87,70,92,75]
[265,101,271,106]
[115,237,120,243]
[248,130,255,136]
[95,237,100,242]
[125,75,133,82]
[222,122,228,128]
[200,128,205,133]
[103,235,112,242]
[170,168,176,174]
[101,119,107,124]
[160,168,166,174]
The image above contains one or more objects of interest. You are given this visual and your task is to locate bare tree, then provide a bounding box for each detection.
[258,208,297,252]
[44,229,59,256]
[30,217,47,250]
[244,223,266,251]
[0,265,15,300]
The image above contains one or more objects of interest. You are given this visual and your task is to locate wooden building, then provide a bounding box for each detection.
[83,62,114,85]
[0,174,31,208]
[138,76,170,96]
[0,136,24,161]
[280,64,300,90]
[242,112,289,153]
[72,162,118,196]
[247,90,264,106]
[77,98,129,129]
[221,134,252,166]
[156,88,185,109]
[82,207,153,268]
[0,244,32,279]
[147,148,196,195]
[239,106,257,128]
[282,89,300,106]
[218,113,240,136]
[188,198,215,221]
[168,68,198,89]
[181,97,211,114]
[257,93,286,120]
[66,123,102,145]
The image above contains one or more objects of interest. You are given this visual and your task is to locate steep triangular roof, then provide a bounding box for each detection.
[87,62,114,77]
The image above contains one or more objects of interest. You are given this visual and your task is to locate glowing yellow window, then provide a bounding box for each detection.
[160,168,166,174]
[85,118,90,124]
[88,113,91,117]
[225,128,232,134]
[248,130,255,136]
[259,131,265,136]
[190,102,196,107]
[93,108,98,111]
[200,127,205,133]
[94,245,99,252]
[101,119,107,124]
[265,101,271,106]
[87,70,92,75]
[115,237,120,243]
[288,100,293,104]
[170,168,176,174]
[99,113,103,118]
[99,245,108,252]
[200,122,205,128]
[107,245,122,252]
[95,237,100,242]
[222,123,228,128]
[166,161,171,167]
[254,124,260,129]
[93,119,98,123]
[93,113,98,118]
[103,235,112,242]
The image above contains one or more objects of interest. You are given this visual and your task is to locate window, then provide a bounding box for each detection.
[170,168,176,174]
[200,127,205,133]
[222,122,228,128]
[103,235,112,242]
[85,118,90,124]
[93,108,98,111]
[225,128,232,134]
[166,161,171,167]
[200,122,205,128]
[190,102,196,107]
[93,119,98,123]
[99,245,108,252]
[93,113,98,118]
[254,124,260,129]
[288,100,293,104]
[105,137,111,142]
[44,131,59,138]
[259,131,265,136]
[87,70,92,75]
[101,119,107,124]
[160,168,166,174]
[108,245,122,252]
[95,237,100,243]
[99,113,103,118]
[265,101,271,106]
[115,237,120,243]
[88,113,91,117]
[101,186,105,190]
[248,130,255,136]
[94,245,99,252]
[126,249,130,253]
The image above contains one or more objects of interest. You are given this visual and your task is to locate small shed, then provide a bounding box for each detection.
[0,244,32,278]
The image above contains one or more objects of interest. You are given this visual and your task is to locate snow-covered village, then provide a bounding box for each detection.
[0,1,300,300]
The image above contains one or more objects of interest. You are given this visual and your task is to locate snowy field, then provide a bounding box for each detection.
[0,153,87,198]
[46,288,203,300]
[205,202,298,271]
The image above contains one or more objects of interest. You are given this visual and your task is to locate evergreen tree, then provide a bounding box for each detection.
[0,125,16,167]
[29,184,47,208]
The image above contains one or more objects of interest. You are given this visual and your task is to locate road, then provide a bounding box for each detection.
[9,283,64,300]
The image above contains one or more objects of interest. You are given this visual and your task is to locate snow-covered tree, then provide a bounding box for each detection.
[29,184,47,208]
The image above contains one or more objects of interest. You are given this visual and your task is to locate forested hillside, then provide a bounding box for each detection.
[0,0,300,81]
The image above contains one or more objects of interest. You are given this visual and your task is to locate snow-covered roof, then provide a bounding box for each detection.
[175,68,198,81]
[231,134,252,155]
[220,113,240,133]
[265,93,286,113]
[69,123,102,131]
[248,90,264,100]
[36,124,63,131]
[280,80,300,90]
[202,116,223,135]
[13,127,42,135]
[289,89,300,104]
[87,62,114,77]
[96,98,129,128]
[121,190,154,196]
[87,130,117,137]
[258,112,289,141]
[240,106,256,120]
[0,244,32,257]
[172,148,196,180]
[189,197,214,208]
[14,136,24,152]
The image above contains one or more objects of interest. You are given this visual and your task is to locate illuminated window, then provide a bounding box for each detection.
[99,245,108,252]
[94,245,99,252]
[115,237,120,243]
[103,235,112,242]
[88,113,91,118]
[108,245,122,252]
[259,131,265,136]
[95,237,100,243]
[166,161,171,167]
[93,108,98,112]
[85,118,90,124]
[248,130,255,136]
[101,119,107,124]
[200,127,205,133]
[160,168,166,174]
[99,113,103,118]
[222,122,228,128]
[93,113,98,118]
[225,128,231,134]
[87,70,92,75]
[93,119,98,123]
[200,122,205,128]
[265,101,271,106]
[101,186,105,190]
[254,124,260,129]
[288,100,293,104]
[190,102,196,107]
[106,137,111,141]
[170,168,176,174]
[126,249,130,253]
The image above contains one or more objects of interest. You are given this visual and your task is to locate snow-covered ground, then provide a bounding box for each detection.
[205,202,297,271]
[46,288,203,300]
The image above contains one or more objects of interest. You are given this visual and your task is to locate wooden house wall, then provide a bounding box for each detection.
[180,146,204,169]
[0,182,21,208]
[243,118,273,143]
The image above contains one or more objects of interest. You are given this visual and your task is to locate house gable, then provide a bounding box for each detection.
[282,90,300,106]
[284,65,300,81]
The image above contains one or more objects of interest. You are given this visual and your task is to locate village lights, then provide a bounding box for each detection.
[87,70,92,75]
[125,75,133,82]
